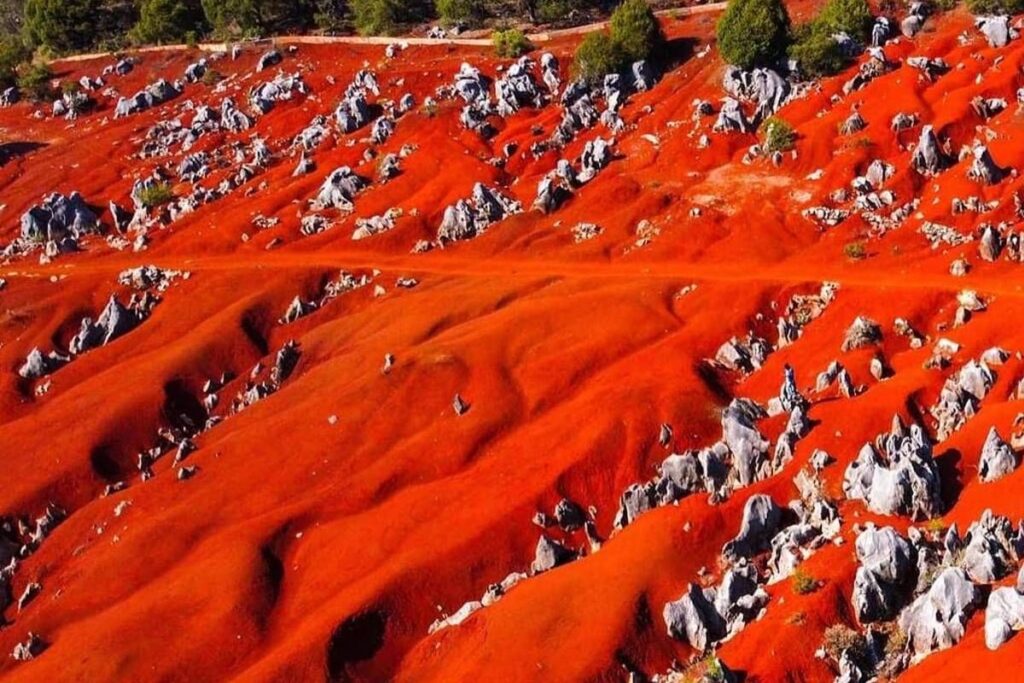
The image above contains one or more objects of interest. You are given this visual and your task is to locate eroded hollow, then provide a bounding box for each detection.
[326,609,387,681]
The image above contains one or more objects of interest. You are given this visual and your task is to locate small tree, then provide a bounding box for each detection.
[16,61,53,100]
[573,30,622,83]
[436,0,479,26]
[132,0,205,45]
[609,0,662,64]
[789,23,847,77]
[493,28,532,57]
[137,182,175,208]
[0,35,29,88]
[23,0,99,53]
[716,0,791,69]
[761,116,795,153]
[817,0,873,42]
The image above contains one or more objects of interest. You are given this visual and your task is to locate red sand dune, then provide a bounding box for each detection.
[2,4,1024,682]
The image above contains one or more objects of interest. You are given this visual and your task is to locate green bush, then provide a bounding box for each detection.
[436,0,479,26]
[201,67,223,85]
[822,624,867,664]
[572,0,662,82]
[0,36,30,88]
[351,0,411,35]
[573,30,622,83]
[761,116,795,153]
[609,0,662,63]
[493,27,532,57]
[16,61,52,100]
[137,182,175,208]
[791,568,819,594]
[133,0,205,45]
[201,0,258,38]
[789,23,848,77]
[716,0,791,70]
[23,0,98,53]
[817,0,873,42]
[844,240,867,260]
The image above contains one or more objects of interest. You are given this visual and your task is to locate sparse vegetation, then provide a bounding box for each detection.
[844,240,867,260]
[761,116,795,153]
[822,623,867,663]
[716,0,791,70]
[201,67,222,86]
[493,27,531,58]
[137,182,175,208]
[792,568,819,594]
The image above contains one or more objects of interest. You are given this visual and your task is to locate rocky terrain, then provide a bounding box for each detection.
[3,1,1024,681]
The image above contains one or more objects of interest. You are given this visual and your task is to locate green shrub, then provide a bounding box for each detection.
[792,568,819,594]
[609,0,662,63]
[844,240,867,260]
[16,61,53,101]
[351,0,411,35]
[934,0,958,9]
[201,68,222,85]
[201,0,258,38]
[23,0,99,53]
[789,23,848,77]
[493,28,532,58]
[761,116,795,153]
[572,0,662,83]
[436,0,480,26]
[0,36,30,88]
[822,624,867,664]
[137,182,175,208]
[573,30,622,83]
[716,0,791,70]
[133,0,205,45]
[817,0,873,42]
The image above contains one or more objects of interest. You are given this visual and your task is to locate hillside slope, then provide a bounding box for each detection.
[2,4,1024,682]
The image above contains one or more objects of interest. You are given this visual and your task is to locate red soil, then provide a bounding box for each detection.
[1,4,1024,682]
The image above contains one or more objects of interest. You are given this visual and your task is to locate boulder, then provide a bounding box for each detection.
[899,567,978,656]
[530,535,574,574]
[723,494,781,560]
[986,569,1024,650]
[976,15,1017,48]
[979,427,1016,482]
[852,526,916,623]
[663,582,727,651]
